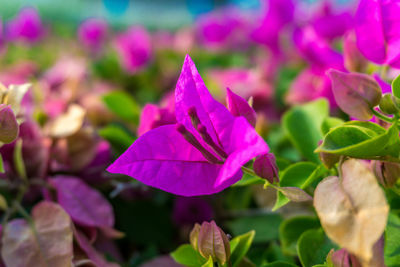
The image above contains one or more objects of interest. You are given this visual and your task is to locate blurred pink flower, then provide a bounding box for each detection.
[113,26,152,73]
[78,18,108,54]
[196,9,250,50]
[5,7,44,43]
[310,1,353,41]
[286,67,335,106]
[251,0,295,53]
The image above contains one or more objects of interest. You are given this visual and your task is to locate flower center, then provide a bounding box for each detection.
[176,106,227,164]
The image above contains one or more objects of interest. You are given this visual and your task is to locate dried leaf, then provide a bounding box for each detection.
[314,159,389,264]
[1,201,73,267]
[48,104,86,138]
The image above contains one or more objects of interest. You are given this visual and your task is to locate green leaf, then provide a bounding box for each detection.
[102,91,140,123]
[297,229,337,267]
[171,244,206,267]
[321,117,344,135]
[283,99,329,163]
[279,216,320,255]
[392,74,400,98]
[273,162,326,211]
[384,213,400,266]
[0,153,4,173]
[230,231,255,267]
[227,214,282,244]
[261,262,298,267]
[201,257,214,267]
[13,139,26,180]
[316,121,400,159]
[98,124,135,154]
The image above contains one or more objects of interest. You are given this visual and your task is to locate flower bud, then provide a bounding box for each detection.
[0,104,19,144]
[190,223,201,251]
[379,93,400,115]
[372,160,400,188]
[327,69,382,120]
[253,153,279,183]
[192,221,230,265]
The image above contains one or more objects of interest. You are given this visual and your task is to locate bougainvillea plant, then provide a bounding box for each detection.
[1,0,400,266]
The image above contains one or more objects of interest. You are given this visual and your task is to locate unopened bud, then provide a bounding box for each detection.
[192,221,231,265]
[0,104,19,144]
[379,93,400,115]
[190,223,201,251]
[327,69,381,120]
[253,153,279,183]
[372,160,400,188]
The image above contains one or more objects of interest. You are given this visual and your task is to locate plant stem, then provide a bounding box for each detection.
[371,108,394,123]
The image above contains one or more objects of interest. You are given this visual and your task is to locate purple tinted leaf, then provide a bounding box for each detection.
[74,229,119,267]
[0,104,18,144]
[1,201,73,267]
[226,87,256,127]
[52,176,114,228]
[253,153,279,183]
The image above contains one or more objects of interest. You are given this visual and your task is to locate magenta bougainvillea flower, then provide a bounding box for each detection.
[293,26,344,71]
[5,7,44,43]
[355,0,400,68]
[107,55,269,196]
[251,0,295,52]
[78,18,108,54]
[113,26,152,73]
[310,1,353,41]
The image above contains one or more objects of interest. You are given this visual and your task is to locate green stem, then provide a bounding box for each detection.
[241,166,280,190]
[371,108,394,123]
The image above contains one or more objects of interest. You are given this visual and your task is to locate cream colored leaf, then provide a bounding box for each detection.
[48,104,86,138]
[1,201,73,267]
[6,84,31,114]
[314,159,388,265]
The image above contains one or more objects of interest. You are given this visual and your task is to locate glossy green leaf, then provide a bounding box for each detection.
[316,121,400,158]
[297,229,337,267]
[170,244,206,267]
[227,214,282,244]
[392,74,400,98]
[384,213,400,266]
[282,99,329,163]
[321,117,344,135]
[102,91,140,123]
[279,216,320,255]
[201,257,214,267]
[273,162,325,211]
[230,231,255,267]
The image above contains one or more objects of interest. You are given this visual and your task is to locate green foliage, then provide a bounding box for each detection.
[102,91,141,123]
[316,121,400,159]
[273,162,326,210]
[171,244,207,267]
[98,124,135,154]
[279,216,321,255]
[321,117,344,135]
[261,262,298,267]
[297,229,337,267]
[283,99,329,163]
[385,213,400,266]
[230,231,255,267]
[392,74,400,99]
[227,214,283,244]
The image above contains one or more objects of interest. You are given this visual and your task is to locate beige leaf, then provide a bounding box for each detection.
[314,159,389,265]
[48,104,86,138]
[1,201,73,267]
